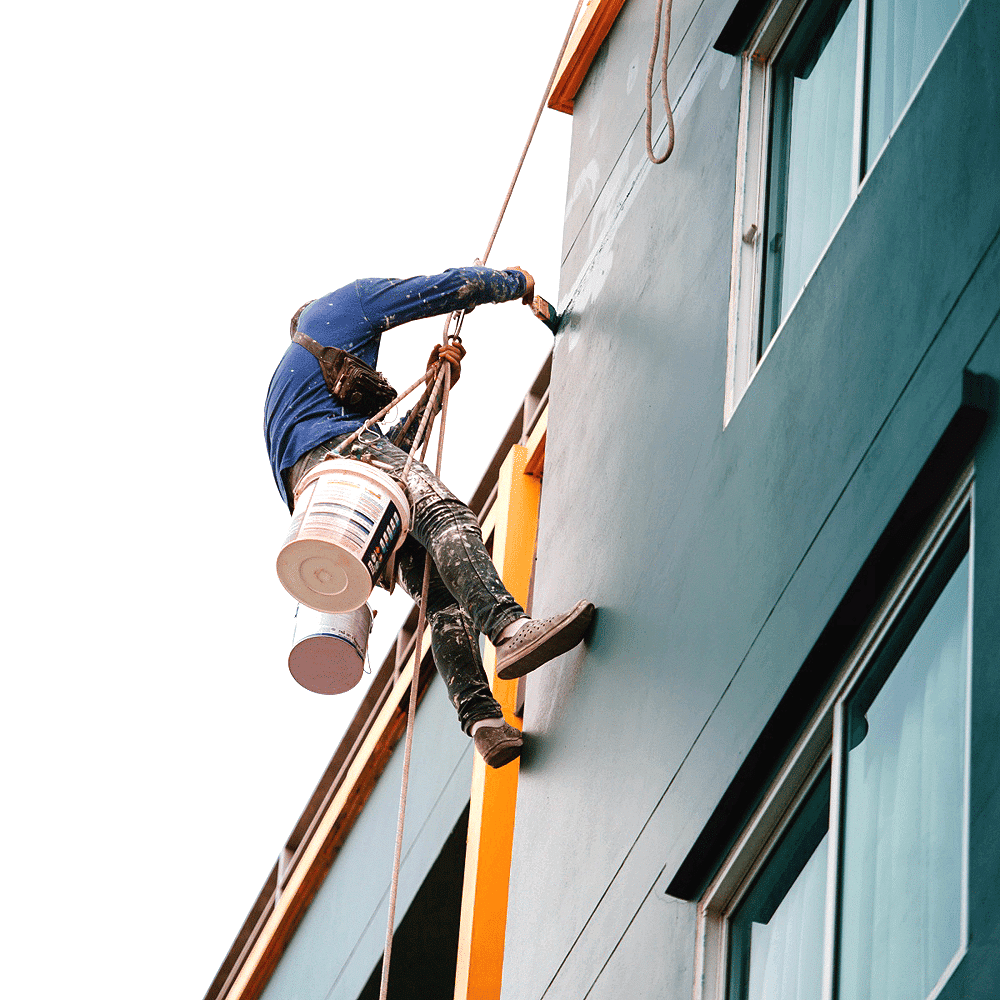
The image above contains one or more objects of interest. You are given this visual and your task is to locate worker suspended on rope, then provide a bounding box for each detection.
[264,266,594,767]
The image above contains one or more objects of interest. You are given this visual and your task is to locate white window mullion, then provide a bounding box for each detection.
[725,0,804,424]
[725,52,767,422]
[821,701,846,1000]
[850,0,869,193]
[960,484,974,952]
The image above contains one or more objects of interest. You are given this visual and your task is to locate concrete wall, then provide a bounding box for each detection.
[503,0,1000,997]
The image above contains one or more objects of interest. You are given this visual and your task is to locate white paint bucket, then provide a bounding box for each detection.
[277,458,409,613]
[288,602,373,695]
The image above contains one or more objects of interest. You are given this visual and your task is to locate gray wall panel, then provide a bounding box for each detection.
[505,0,999,997]
[561,0,741,296]
[505,58,741,993]
[584,895,697,1000]
[518,280,994,1000]
[561,0,655,274]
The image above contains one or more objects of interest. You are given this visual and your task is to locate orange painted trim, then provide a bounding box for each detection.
[548,0,629,114]
[454,444,542,1000]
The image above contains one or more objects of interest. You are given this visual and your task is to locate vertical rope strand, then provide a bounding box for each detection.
[481,0,587,265]
[330,369,436,457]
[377,551,432,1000]
[375,1,594,992]
[378,325,454,1000]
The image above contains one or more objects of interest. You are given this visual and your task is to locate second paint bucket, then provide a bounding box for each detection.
[288,602,373,695]
[277,458,409,613]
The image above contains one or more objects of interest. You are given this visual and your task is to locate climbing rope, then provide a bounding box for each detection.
[645,0,676,164]
[372,3,593,996]
[482,0,586,265]
[378,359,451,1000]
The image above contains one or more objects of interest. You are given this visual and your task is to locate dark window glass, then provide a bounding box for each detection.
[757,0,966,353]
[837,553,969,1000]
[761,0,859,351]
[729,771,830,1000]
[727,532,970,1000]
[865,0,963,169]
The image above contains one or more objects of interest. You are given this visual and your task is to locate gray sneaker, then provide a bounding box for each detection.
[473,720,524,768]
[495,601,595,680]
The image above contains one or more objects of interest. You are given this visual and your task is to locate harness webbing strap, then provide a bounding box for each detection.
[290,328,347,365]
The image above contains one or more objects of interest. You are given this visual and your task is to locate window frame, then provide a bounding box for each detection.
[725,0,867,424]
[757,0,863,352]
[694,468,973,1000]
[723,0,969,424]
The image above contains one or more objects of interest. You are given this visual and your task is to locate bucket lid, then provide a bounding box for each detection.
[279,457,410,613]
[277,537,373,613]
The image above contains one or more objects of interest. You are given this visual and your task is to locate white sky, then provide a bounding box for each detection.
[2,2,574,997]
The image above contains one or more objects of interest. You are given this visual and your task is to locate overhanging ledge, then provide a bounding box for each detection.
[548,0,628,114]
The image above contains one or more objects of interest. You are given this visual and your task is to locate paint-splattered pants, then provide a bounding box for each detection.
[288,432,525,733]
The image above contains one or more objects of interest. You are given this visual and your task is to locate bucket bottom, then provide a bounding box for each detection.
[288,634,364,694]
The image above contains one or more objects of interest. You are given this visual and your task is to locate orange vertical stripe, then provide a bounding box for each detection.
[454,444,541,1000]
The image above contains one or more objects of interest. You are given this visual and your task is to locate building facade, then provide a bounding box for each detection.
[208,0,1000,998]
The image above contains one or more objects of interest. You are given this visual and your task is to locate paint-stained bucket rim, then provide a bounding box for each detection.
[277,458,410,613]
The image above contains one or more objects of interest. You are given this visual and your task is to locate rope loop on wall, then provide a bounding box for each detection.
[645,0,676,164]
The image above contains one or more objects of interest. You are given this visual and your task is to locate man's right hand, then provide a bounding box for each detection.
[427,340,467,385]
[507,266,535,305]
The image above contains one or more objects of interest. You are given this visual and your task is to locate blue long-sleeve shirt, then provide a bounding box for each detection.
[264,266,528,508]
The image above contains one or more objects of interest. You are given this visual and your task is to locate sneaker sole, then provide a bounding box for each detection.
[495,601,595,680]
[483,740,523,768]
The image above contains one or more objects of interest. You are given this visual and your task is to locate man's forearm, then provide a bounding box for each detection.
[360,267,529,332]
